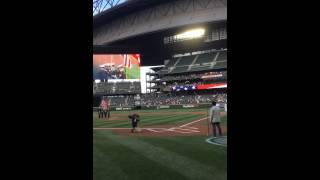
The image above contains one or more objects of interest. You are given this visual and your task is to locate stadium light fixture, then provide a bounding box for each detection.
[176,28,205,40]
[95,79,101,83]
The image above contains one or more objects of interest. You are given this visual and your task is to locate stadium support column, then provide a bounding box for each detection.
[149,77,151,93]
[146,73,148,94]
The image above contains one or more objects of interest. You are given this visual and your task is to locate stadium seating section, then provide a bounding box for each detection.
[175,55,197,66]
[195,53,216,64]
[163,50,227,75]
[216,51,227,61]
[93,81,141,95]
[99,92,227,107]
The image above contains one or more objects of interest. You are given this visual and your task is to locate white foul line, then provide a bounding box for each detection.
[187,127,198,129]
[169,127,200,132]
[146,128,167,133]
[94,127,166,130]
[179,117,207,127]
[94,117,207,134]
[145,129,159,132]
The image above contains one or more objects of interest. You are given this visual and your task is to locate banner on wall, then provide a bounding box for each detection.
[172,85,197,91]
[197,83,227,90]
[201,74,223,79]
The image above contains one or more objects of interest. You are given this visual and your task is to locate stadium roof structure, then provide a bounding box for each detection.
[149,66,165,72]
[93,0,126,15]
[93,0,227,66]
[93,0,172,28]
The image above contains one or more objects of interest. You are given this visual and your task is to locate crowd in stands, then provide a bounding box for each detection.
[159,71,226,81]
[140,93,226,106]
[107,96,135,107]
[148,71,226,93]
[152,80,226,93]
[93,81,141,94]
[168,80,224,87]
[95,91,226,107]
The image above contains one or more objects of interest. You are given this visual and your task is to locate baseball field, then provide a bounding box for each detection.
[93,108,227,180]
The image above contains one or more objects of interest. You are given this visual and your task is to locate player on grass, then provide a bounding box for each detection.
[128,113,140,133]
[98,105,102,118]
[107,99,111,118]
[97,96,103,118]
[100,97,108,120]
[209,101,222,137]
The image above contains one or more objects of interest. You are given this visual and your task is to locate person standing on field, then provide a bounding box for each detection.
[98,105,102,118]
[128,113,140,133]
[209,101,222,137]
[100,97,108,119]
[107,99,111,118]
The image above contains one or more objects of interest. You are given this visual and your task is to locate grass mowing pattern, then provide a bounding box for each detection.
[94,131,188,180]
[93,108,227,180]
[93,109,207,128]
[94,131,227,180]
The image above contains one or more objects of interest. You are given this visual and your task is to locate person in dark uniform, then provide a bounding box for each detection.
[107,101,111,118]
[128,113,140,133]
[98,106,102,118]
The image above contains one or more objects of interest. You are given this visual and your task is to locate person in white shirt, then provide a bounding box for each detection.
[209,101,222,137]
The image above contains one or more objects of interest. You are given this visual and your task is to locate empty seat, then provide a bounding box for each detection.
[190,65,212,72]
[195,53,216,64]
[175,55,196,66]
[213,61,227,69]
[165,58,179,67]
[216,51,227,61]
[170,66,189,74]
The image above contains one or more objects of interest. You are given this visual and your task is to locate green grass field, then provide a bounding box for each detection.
[93,108,227,180]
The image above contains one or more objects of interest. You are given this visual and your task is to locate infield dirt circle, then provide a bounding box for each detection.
[94,111,227,137]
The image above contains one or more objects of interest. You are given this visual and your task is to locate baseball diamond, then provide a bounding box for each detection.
[93,0,227,179]
[93,108,227,180]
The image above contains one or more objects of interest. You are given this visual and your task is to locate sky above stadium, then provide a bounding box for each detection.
[93,0,127,15]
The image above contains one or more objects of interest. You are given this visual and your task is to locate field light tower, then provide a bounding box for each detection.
[176,28,205,40]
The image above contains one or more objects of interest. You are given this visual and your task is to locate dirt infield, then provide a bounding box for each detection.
[109,111,206,117]
[102,111,207,121]
[95,117,227,137]
[94,110,227,137]
[105,111,225,121]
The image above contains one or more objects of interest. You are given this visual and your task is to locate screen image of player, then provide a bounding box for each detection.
[93,54,140,81]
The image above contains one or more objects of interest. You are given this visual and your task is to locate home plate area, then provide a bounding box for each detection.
[146,126,200,134]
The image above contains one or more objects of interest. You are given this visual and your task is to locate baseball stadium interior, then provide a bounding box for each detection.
[93,21,227,109]
[6,0,298,179]
[93,0,227,180]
